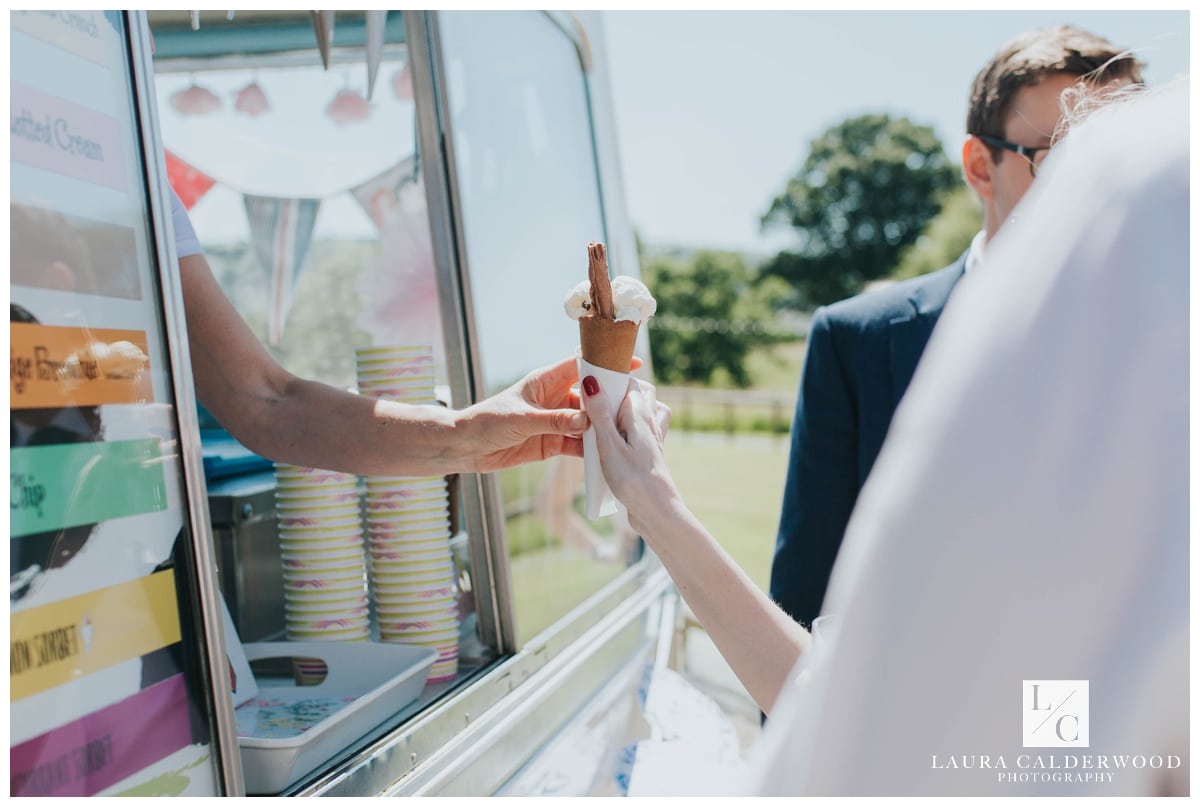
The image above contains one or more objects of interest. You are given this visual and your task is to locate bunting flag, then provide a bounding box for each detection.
[242,195,321,345]
[349,159,443,369]
[348,155,417,230]
[163,150,216,210]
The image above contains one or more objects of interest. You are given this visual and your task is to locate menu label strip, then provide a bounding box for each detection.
[10,203,144,300]
[10,11,117,67]
[10,323,153,408]
[10,439,168,538]
[10,81,127,191]
[9,570,182,701]
[9,673,191,797]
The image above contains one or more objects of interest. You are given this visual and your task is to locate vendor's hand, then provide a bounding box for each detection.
[581,373,676,535]
[460,355,641,473]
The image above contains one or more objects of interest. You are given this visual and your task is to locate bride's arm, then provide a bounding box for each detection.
[583,376,810,714]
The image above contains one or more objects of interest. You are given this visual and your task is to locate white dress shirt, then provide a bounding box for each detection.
[963,229,986,275]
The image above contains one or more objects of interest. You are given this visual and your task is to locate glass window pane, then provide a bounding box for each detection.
[439,11,638,645]
[152,56,446,392]
[151,28,487,703]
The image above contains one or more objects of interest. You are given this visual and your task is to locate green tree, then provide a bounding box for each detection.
[644,250,789,387]
[890,184,980,280]
[205,239,376,388]
[760,114,960,308]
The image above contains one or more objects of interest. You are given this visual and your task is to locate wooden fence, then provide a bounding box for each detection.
[655,386,797,435]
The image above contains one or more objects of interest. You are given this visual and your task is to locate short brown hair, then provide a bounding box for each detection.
[967,25,1144,142]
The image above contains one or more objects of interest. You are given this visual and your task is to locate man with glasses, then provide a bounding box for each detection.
[769,25,1143,632]
[962,27,1141,246]
[972,136,1050,176]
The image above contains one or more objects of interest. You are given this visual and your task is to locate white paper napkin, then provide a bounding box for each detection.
[577,354,632,519]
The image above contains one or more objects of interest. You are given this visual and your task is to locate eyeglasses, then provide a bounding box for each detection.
[974,134,1052,177]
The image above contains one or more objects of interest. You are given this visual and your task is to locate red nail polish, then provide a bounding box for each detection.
[583,376,599,396]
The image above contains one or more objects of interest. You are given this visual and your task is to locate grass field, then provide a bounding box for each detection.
[657,340,799,590]
[664,433,790,592]
[506,433,790,644]
[510,546,626,645]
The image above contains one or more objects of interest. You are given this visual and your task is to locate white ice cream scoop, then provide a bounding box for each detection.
[563,276,656,323]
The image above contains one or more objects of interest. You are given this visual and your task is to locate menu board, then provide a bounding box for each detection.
[9,11,227,796]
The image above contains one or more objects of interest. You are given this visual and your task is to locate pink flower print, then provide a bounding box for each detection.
[326,89,371,126]
[233,81,269,116]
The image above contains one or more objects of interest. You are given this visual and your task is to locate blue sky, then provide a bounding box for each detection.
[602,10,1190,255]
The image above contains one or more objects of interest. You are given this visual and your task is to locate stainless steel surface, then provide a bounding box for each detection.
[496,646,646,796]
[402,626,651,796]
[127,11,245,795]
[653,579,679,675]
[405,9,475,415]
[147,9,352,27]
[206,471,285,643]
[405,9,515,655]
[293,565,672,796]
[390,571,672,796]
[490,594,770,798]
[150,46,408,75]
[147,10,407,73]
[544,11,593,71]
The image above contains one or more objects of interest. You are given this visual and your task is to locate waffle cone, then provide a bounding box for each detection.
[579,317,639,373]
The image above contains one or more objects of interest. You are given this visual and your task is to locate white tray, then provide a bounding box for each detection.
[236,641,438,794]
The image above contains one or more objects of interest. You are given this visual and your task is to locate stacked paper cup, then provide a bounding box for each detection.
[356,345,460,682]
[275,463,370,649]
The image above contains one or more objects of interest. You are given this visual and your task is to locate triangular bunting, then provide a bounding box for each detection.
[348,155,417,230]
[350,163,443,369]
[242,195,321,345]
[164,150,216,210]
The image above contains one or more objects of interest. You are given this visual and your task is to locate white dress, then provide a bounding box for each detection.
[751,78,1190,796]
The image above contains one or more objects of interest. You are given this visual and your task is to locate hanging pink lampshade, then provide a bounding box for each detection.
[170,83,221,116]
[391,63,414,101]
[326,88,371,126]
[233,81,270,117]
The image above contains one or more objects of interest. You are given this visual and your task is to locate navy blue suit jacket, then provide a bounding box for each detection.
[769,254,967,627]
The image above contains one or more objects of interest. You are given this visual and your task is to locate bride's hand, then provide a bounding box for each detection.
[581,374,677,535]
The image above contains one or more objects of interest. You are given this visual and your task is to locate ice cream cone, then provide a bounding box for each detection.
[579,316,639,373]
[567,240,656,520]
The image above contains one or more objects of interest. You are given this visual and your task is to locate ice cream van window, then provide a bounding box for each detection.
[149,10,643,667]
[150,29,442,396]
[149,15,473,669]
[438,11,639,645]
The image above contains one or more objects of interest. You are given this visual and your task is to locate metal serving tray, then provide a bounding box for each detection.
[237,641,438,794]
